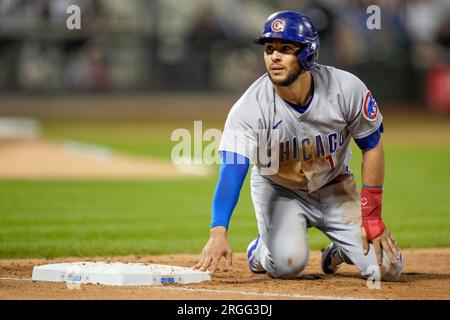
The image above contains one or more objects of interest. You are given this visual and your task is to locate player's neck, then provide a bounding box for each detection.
[274,71,312,106]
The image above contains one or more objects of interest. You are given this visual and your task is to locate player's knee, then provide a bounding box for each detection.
[362,253,404,282]
[269,251,309,279]
[381,254,404,282]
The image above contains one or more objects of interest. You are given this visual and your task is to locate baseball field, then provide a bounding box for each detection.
[1,97,449,300]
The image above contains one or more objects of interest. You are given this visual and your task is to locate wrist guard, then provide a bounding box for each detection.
[361,187,385,240]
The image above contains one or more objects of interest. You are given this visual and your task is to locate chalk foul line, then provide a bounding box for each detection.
[0,276,382,300]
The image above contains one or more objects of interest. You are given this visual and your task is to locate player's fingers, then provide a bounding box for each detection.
[208,257,220,274]
[386,234,400,261]
[361,227,369,255]
[381,237,396,264]
[393,237,398,248]
[199,256,212,272]
[226,251,233,272]
[390,236,398,250]
[387,233,401,259]
[373,239,383,266]
[192,250,206,269]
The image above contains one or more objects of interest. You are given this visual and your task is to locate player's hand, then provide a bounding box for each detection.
[192,226,233,273]
[361,227,400,266]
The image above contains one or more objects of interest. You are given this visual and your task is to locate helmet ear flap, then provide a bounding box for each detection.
[307,50,319,63]
[296,40,319,70]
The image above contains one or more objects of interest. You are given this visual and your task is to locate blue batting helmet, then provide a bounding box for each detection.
[254,10,320,70]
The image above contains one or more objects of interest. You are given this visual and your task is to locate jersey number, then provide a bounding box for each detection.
[326,155,335,171]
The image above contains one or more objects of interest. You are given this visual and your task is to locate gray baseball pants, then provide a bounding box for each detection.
[250,167,403,281]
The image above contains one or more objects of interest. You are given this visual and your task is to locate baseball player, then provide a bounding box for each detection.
[193,10,403,281]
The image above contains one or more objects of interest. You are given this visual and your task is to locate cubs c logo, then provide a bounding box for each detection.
[363,91,378,121]
[271,19,285,32]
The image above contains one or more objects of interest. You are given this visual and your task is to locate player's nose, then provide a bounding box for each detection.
[271,50,282,61]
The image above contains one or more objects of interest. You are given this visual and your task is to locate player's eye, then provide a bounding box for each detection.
[265,45,299,55]
[265,46,275,55]
[281,46,300,54]
[281,46,293,54]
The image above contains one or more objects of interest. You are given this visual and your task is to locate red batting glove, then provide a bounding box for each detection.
[361,187,385,241]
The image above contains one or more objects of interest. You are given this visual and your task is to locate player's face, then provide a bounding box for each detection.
[264,41,302,86]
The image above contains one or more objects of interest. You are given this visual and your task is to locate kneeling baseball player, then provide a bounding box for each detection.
[194,10,403,281]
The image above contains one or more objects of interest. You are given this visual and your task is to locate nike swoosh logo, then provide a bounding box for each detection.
[272,120,282,129]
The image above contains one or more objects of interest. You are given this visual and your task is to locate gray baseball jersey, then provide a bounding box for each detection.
[219,64,403,280]
[219,64,383,193]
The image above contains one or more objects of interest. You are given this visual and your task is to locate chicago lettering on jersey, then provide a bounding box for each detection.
[278,128,349,163]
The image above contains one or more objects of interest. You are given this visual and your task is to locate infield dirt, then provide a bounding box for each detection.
[0,139,209,178]
[1,249,449,300]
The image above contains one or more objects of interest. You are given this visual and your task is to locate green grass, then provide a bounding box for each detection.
[350,145,450,248]
[0,175,260,258]
[0,118,449,258]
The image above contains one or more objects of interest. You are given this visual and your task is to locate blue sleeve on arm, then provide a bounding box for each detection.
[210,152,250,229]
[354,123,384,151]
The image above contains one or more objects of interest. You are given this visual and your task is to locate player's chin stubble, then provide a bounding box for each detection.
[268,64,302,86]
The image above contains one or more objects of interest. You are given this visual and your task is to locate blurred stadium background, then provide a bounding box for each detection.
[0,0,449,259]
[0,0,448,105]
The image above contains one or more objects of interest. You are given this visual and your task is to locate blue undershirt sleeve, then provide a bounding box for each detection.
[354,123,384,151]
[210,151,250,229]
